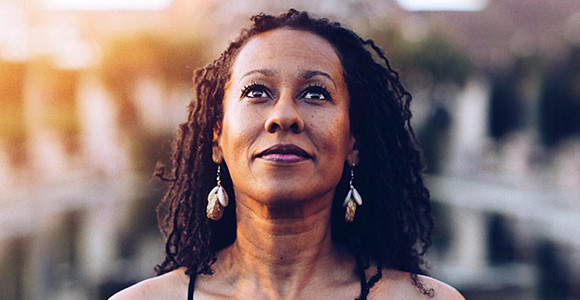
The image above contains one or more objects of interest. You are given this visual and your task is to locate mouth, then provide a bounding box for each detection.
[256,144,312,163]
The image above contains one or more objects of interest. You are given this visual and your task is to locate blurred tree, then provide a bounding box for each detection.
[100,32,210,129]
[402,33,471,87]
[366,21,472,88]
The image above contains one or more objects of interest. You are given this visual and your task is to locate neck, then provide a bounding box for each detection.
[220,193,349,298]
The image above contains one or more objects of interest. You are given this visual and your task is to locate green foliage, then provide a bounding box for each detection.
[365,21,472,87]
[404,34,471,86]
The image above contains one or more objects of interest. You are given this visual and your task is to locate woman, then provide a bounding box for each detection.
[112,9,464,300]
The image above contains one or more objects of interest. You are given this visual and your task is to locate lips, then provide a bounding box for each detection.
[256,144,312,163]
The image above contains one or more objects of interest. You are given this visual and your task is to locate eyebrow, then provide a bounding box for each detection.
[239,69,277,82]
[239,69,336,88]
[301,70,336,88]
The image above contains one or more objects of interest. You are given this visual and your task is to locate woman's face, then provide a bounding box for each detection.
[216,28,355,207]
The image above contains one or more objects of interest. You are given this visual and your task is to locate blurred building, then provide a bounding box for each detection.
[0,0,579,299]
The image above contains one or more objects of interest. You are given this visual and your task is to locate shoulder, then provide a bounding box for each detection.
[371,269,465,300]
[108,268,189,300]
[414,274,465,300]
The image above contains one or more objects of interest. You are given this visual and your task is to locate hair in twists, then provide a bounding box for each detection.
[154,9,434,298]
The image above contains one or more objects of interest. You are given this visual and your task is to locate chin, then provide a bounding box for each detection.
[257,189,310,204]
[250,183,335,205]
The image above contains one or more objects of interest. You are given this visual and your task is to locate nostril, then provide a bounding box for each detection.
[267,122,280,133]
[290,122,301,133]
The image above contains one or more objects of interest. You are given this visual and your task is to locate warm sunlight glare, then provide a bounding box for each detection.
[44,0,173,10]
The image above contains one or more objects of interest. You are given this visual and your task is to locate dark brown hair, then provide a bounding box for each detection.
[154,9,434,298]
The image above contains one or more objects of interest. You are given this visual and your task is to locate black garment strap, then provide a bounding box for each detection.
[188,273,196,300]
[358,265,368,300]
[354,256,368,300]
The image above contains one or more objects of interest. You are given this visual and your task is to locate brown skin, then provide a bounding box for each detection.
[217,28,356,208]
[110,29,465,300]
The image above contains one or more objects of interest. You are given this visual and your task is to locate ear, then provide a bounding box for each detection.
[212,123,223,163]
[346,135,359,166]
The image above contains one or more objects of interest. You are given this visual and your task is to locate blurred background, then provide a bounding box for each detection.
[1,0,579,299]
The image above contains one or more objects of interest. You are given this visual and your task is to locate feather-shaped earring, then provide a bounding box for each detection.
[343,163,362,222]
[206,164,229,220]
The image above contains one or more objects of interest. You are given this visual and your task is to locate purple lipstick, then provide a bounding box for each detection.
[256,144,312,163]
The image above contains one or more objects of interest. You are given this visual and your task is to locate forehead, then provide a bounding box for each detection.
[230,28,343,79]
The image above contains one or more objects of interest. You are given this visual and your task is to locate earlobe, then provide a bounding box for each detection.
[347,149,359,166]
[212,145,223,164]
[346,136,359,166]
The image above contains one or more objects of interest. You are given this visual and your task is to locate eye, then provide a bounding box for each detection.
[301,85,331,101]
[241,83,271,99]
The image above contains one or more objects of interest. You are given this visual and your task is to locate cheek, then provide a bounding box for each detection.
[220,105,262,161]
[313,111,352,157]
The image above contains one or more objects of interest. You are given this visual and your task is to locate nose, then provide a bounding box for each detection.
[264,92,305,134]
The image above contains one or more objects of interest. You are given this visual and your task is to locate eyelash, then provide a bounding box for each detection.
[301,84,332,101]
[241,83,270,99]
[240,83,332,101]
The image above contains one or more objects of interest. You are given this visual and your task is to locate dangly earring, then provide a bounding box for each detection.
[343,163,362,222]
[206,164,229,220]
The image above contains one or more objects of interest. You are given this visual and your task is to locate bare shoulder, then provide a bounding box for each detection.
[414,274,465,300]
[371,269,465,300]
[108,268,189,300]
